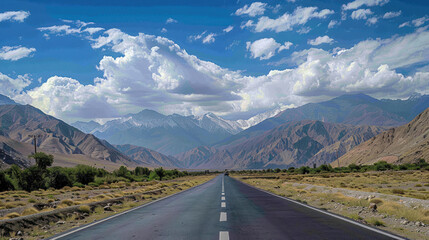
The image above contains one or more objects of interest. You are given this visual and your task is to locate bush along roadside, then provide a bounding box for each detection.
[0,151,215,192]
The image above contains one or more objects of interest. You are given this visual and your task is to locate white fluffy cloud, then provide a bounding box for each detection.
[18,28,429,121]
[38,20,104,37]
[342,0,389,11]
[235,2,267,17]
[308,36,334,45]
[202,33,216,44]
[248,6,334,33]
[383,11,401,19]
[351,9,373,20]
[246,38,292,60]
[412,16,429,27]
[0,46,36,61]
[328,20,340,29]
[223,25,234,33]
[0,72,31,97]
[83,27,105,35]
[0,11,30,22]
[166,18,178,24]
[399,16,429,28]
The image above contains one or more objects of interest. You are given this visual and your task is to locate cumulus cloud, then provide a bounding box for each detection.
[166,18,178,24]
[223,25,234,33]
[399,22,410,28]
[342,0,389,11]
[308,35,334,45]
[202,33,216,44]
[351,9,373,20]
[0,11,30,22]
[412,16,429,27]
[328,20,340,29]
[297,27,311,34]
[399,16,429,28]
[82,27,104,35]
[0,72,31,97]
[235,2,267,17]
[0,46,36,61]
[366,17,378,25]
[18,27,429,121]
[240,20,254,29]
[383,11,401,19]
[247,6,334,33]
[246,38,292,60]
[38,25,81,35]
[38,20,104,37]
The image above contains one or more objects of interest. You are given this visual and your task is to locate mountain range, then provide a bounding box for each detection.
[214,93,429,149]
[2,93,429,170]
[72,110,247,155]
[176,121,384,169]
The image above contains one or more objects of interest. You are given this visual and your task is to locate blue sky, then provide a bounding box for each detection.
[1,0,429,122]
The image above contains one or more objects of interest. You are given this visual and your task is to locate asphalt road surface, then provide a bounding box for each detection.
[51,175,404,240]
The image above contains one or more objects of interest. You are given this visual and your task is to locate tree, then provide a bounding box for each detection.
[0,171,14,191]
[134,167,150,176]
[48,167,72,189]
[19,166,45,191]
[154,167,165,181]
[115,166,130,178]
[29,152,53,170]
[74,165,96,184]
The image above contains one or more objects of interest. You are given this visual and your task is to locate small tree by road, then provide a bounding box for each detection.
[29,152,53,170]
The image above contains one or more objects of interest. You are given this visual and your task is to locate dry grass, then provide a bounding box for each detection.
[22,207,39,216]
[5,212,20,219]
[78,205,91,214]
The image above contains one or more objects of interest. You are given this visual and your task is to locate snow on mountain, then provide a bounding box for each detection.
[235,107,285,130]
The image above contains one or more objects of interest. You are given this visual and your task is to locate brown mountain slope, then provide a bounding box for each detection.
[0,136,128,171]
[0,104,135,167]
[332,107,429,167]
[177,121,383,169]
[114,144,182,168]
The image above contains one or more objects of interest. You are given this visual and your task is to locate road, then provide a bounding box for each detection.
[51,175,403,240]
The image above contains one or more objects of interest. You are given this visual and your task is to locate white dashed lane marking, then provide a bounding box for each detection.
[222,192,225,196]
[221,202,226,208]
[220,212,227,222]
[219,231,229,240]
[221,196,225,201]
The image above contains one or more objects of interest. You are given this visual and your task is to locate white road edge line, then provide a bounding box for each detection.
[221,202,226,208]
[239,180,406,240]
[221,196,225,201]
[220,212,227,222]
[219,231,229,240]
[50,176,220,240]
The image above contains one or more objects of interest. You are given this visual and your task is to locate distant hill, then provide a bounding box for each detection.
[0,104,138,168]
[333,107,429,167]
[176,120,383,169]
[115,144,182,168]
[215,93,429,148]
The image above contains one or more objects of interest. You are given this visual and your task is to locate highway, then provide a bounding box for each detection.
[51,175,403,240]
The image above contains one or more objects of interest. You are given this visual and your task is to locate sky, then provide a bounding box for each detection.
[0,0,429,123]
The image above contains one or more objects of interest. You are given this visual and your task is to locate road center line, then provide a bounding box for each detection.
[221,202,226,208]
[221,196,225,201]
[220,212,227,222]
[222,176,225,193]
[221,192,225,196]
[219,231,229,240]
